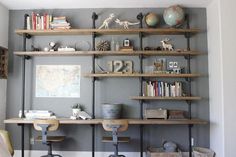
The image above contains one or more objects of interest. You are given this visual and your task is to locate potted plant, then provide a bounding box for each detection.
[71,104,83,117]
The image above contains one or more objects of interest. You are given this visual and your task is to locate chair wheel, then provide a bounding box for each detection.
[53,155,62,157]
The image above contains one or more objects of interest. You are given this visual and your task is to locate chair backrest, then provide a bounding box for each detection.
[33,119,60,144]
[102,119,128,132]
[0,130,14,156]
[33,119,59,132]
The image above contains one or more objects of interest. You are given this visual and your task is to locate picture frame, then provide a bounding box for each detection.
[123,39,131,47]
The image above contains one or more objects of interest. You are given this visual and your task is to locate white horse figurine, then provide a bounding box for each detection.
[115,19,140,29]
[99,13,115,29]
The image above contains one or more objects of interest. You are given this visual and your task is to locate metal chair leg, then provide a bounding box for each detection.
[47,143,53,155]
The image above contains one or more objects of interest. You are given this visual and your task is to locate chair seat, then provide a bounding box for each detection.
[102,136,130,143]
[35,136,65,142]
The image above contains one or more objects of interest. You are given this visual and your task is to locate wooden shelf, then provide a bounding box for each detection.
[140,51,201,56]
[83,73,201,78]
[14,51,99,56]
[4,118,207,125]
[15,28,200,36]
[130,96,201,100]
[14,50,202,57]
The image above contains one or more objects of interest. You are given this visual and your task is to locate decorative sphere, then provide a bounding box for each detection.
[145,13,160,28]
[163,5,185,27]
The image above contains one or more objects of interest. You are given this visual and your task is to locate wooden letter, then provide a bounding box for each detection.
[113,60,123,73]
[107,61,113,72]
[123,61,133,73]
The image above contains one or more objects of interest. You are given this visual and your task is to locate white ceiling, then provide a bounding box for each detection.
[0,0,212,10]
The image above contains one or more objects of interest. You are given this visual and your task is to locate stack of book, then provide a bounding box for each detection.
[27,13,53,30]
[19,110,56,119]
[50,16,71,30]
[143,81,183,97]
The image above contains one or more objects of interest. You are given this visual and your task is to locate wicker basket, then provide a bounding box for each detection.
[147,147,183,157]
[193,147,215,157]
[144,109,167,119]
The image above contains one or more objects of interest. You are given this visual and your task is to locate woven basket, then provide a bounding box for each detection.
[193,147,215,157]
[147,147,183,157]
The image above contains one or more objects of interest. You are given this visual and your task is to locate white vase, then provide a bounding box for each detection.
[72,108,81,117]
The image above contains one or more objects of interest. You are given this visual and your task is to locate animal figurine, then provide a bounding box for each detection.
[160,38,174,51]
[49,42,59,51]
[99,13,115,29]
[115,18,140,29]
[31,45,40,51]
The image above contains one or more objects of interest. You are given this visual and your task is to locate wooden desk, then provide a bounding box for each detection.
[5,117,207,157]
[4,118,208,125]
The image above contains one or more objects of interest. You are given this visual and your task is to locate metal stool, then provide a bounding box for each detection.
[33,119,65,157]
[102,120,130,157]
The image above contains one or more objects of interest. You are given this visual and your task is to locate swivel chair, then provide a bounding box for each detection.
[33,119,65,157]
[0,130,14,156]
[102,119,130,157]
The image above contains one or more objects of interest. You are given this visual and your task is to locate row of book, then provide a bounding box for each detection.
[143,81,183,97]
[26,12,71,30]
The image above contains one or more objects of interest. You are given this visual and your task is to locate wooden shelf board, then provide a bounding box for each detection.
[83,73,201,78]
[130,96,201,100]
[15,29,94,36]
[15,28,200,36]
[14,51,202,57]
[4,118,207,125]
[141,51,201,56]
[14,51,97,56]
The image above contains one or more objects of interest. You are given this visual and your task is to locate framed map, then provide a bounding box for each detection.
[36,65,81,98]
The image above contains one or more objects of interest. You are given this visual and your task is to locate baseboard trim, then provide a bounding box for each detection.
[14,150,145,157]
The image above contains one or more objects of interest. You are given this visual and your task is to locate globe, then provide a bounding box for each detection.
[145,13,160,28]
[163,5,185,27]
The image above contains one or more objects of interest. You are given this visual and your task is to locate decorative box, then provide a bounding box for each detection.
[147,147,188,157]
[168,110,186,119]
[144,108,167,119]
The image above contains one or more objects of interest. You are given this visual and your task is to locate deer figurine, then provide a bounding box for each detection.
[160,38,174,51]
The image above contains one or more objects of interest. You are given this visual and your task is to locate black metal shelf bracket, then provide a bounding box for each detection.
[185,77,192,82]
[137,13,143,28]
[137,12,144,157]
[19,14,31,157]
[24,14,31,39]
[24,55,31,60]
[185,14,193,157]
[184,54,192,60]
[25,34,32,39]
[184,13,191,38]
[91,12,98,157]
[92,12,98,28]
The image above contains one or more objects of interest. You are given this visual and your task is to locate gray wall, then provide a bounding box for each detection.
[6,8,209,152]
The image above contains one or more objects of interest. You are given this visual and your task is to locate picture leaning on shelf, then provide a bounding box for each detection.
[145,58,184,74]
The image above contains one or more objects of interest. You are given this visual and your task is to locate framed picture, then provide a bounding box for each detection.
[36,65,81,98]
[123,39,130,47]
